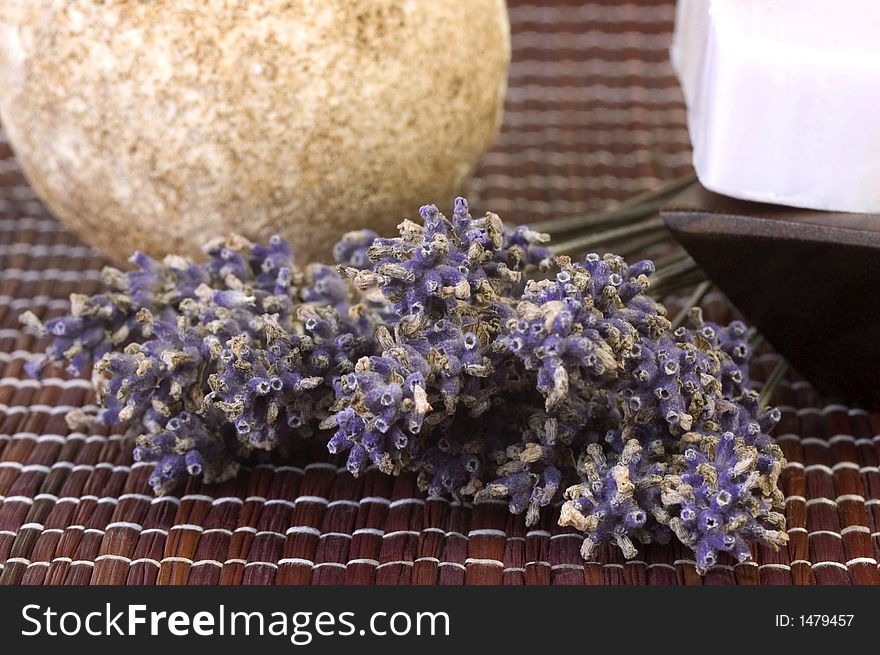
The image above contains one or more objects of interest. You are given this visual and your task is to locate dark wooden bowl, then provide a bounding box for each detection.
[663,183,880,409]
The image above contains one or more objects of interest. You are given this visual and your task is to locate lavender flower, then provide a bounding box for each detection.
[324,342,432,475]
[21,199,786,569]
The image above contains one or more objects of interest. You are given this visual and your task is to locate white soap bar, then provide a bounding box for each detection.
[671,0,880,213]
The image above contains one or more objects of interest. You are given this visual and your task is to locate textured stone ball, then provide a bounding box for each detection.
[0,0,510,264]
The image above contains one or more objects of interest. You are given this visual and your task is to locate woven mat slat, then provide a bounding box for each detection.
[2,0,880,585]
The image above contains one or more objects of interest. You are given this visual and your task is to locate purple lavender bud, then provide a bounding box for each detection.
[334,229,379,269]
[185,450,204,476]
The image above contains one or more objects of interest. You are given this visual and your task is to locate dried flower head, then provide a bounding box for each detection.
[22,198,785,572]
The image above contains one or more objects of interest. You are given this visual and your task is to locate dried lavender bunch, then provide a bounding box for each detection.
[326,199,552,479]
[476,252,786,571]
[23,234,383,491]
[22,198,786,572]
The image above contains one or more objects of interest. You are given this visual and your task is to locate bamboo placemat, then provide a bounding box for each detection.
[1,0,879,585]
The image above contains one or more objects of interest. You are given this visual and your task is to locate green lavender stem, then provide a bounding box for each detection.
[548,215,667,255]
[533,173,696,236]
[670,280,713,330]
[760,360,789,408]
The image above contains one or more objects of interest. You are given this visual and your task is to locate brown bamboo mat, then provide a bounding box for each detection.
[1,0,879,586]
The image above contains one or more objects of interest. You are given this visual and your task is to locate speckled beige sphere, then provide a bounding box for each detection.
[0,0,509,264]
